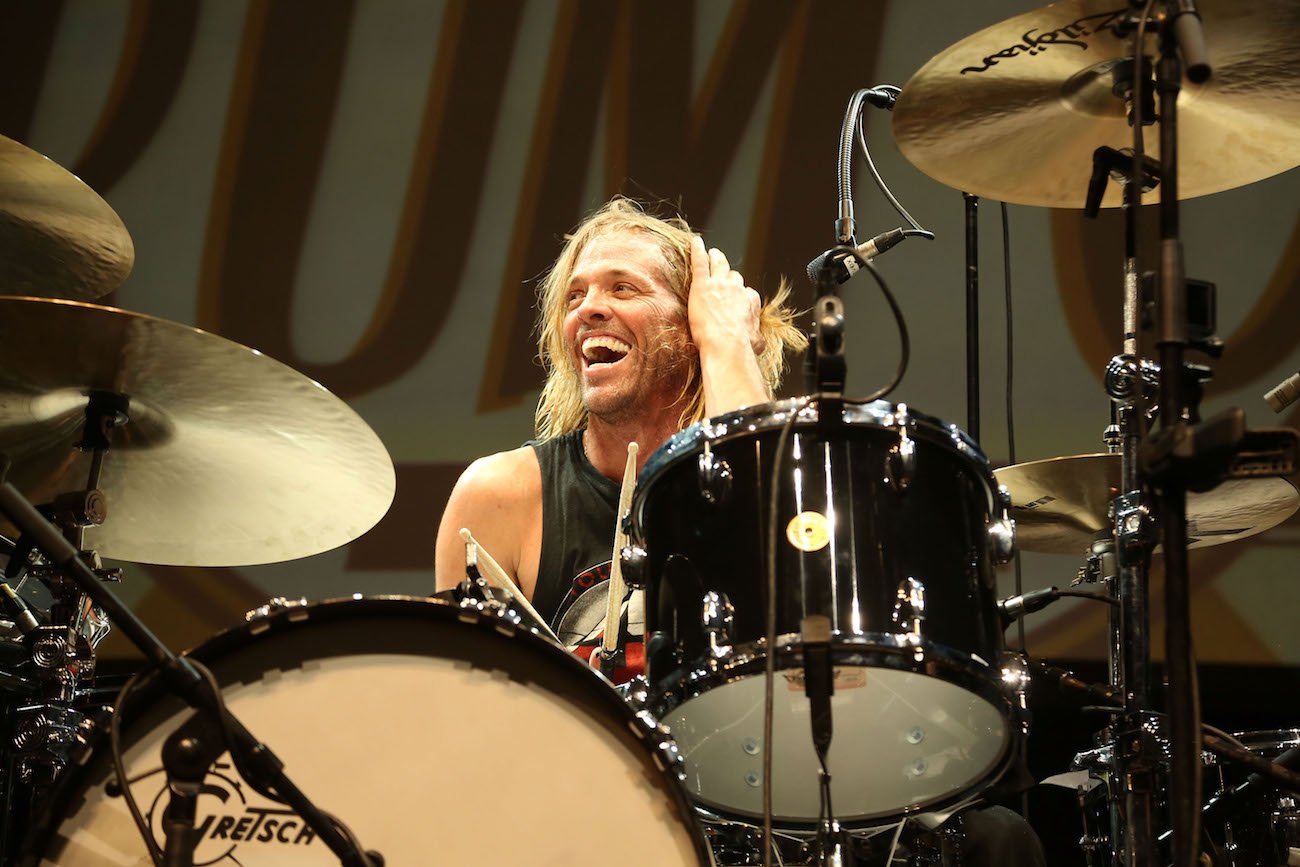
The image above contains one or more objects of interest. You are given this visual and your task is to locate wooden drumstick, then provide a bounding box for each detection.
[458,527,562,645]
[601,442,639,657]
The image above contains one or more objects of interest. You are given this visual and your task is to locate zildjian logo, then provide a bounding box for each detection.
[960,8,1129,74]
[138,761,319,865]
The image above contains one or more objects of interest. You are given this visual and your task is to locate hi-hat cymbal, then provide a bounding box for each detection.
[995,454,1298,554]
[0,135,134,299]
[0,296,395,566]
[892,0,1300,207]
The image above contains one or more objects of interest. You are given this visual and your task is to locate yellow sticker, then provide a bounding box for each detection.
[786,511,830,552]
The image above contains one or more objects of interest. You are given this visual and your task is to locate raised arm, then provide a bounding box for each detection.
[687,234,769,417]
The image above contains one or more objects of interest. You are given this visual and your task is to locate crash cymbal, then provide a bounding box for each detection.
[995,454,1298,554]
[0,134,134,299]
[892,0,1300,207]
[0,296,395,566]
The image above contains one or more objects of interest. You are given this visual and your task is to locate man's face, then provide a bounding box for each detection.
[562,231,690,423]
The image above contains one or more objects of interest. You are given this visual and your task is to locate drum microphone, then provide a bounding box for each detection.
[997,587,1062,626]
[1264,371,1300,413]
[805,228,908,285]
[800,615,835,758]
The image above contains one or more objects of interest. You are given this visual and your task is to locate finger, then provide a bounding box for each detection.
[690,235,709,283]
[708,247,729,276]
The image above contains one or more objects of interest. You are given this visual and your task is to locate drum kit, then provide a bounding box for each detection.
[0,1,1299,865]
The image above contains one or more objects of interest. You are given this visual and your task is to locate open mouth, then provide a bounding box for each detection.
[580,335,631,369]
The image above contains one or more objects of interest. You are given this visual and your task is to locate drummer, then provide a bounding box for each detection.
[434,196,1047,866]
[434,196,804,661]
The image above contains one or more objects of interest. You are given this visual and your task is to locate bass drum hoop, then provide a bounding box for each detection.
[19,596,709,866]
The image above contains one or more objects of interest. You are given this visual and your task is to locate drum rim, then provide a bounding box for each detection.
[635,398,993,502]
[19,595,710,866]
[649,634,1021,829]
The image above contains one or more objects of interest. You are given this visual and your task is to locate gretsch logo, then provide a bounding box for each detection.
[141,762,319,864]
[960,9,1128,74]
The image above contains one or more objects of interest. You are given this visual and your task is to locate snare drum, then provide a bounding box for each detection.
[19,596,708,866]
[629,399,1023,829]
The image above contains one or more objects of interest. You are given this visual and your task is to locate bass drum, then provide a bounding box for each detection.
[630,399,1024,829]
[19,596,709,866]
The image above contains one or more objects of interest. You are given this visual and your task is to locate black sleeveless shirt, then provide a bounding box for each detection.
[530,430,621,640]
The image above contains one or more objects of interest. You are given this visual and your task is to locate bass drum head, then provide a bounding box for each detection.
[21,597,706,866]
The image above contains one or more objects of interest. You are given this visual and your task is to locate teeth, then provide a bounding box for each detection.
[581,336,631,361]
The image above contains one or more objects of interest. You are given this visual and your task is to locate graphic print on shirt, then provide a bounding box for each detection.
[551,559,645,682]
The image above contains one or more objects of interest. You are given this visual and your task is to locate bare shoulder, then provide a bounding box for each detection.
[434,446,542,594]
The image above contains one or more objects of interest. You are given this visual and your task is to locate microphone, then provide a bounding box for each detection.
[806,228,908,285]
[800,614,835,758]
[1265,372,1300,413]
[998,587,1063,627]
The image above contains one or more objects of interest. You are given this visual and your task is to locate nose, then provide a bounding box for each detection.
[572,287,610,322]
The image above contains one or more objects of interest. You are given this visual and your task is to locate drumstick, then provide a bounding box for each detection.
[458,527,562,645]
[601,442,639,657]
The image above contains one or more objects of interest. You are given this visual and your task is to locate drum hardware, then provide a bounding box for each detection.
[697,444,733,505]
[0,479,386,867]
[0,134,135,300]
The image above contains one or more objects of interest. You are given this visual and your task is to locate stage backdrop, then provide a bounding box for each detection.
[3,0,1297,667]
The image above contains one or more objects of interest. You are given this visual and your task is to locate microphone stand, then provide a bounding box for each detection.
[963,193,980,443]
[0,461,380,867]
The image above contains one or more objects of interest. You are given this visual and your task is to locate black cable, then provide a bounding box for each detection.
[110,670,164,867]
[843,259,909,404]
[763,399,810,867]
[852,89,935,237]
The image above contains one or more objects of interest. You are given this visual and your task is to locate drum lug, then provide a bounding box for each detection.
[884,403,917,492]
[244,596,309,629]
[999,651,1031,707]
[892,576,926,637]
[702,591,735,662]
[619,543,648,589]
[988,486,1017,564]
[696,445,732,505]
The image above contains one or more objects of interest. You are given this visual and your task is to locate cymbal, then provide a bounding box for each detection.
[892,0,1300,207]
[995,454,1298,554]
[0,135,134,299]
[0,297,395,566]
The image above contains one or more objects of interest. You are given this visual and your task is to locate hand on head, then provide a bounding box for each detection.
[687,235,763,356]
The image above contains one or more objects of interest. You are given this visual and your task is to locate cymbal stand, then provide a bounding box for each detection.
[4,391,127,809]
[0,399,382,866]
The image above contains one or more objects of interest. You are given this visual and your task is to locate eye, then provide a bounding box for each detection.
[613,282,637,295]
[566,288,585,308]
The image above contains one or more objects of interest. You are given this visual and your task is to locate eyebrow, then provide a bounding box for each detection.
[566,266,653,290]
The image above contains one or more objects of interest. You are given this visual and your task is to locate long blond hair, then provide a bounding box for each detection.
[534,197,808,439]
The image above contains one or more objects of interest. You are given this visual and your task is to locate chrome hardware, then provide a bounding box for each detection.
[892,577,926,636]
[245,596,309,624]
[987,486,1017,564]
[999,651,1031,707]
[1113,492,1152,558]
[884,403,916,492]
[696,443,732,505]
[619,544,648,588]
[702,591,735,662]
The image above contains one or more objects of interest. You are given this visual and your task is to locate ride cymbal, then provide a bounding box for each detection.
[892,0,1300,207]
[995,453,1298,554]
[0,135,134,299]
[0,297,395,566]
